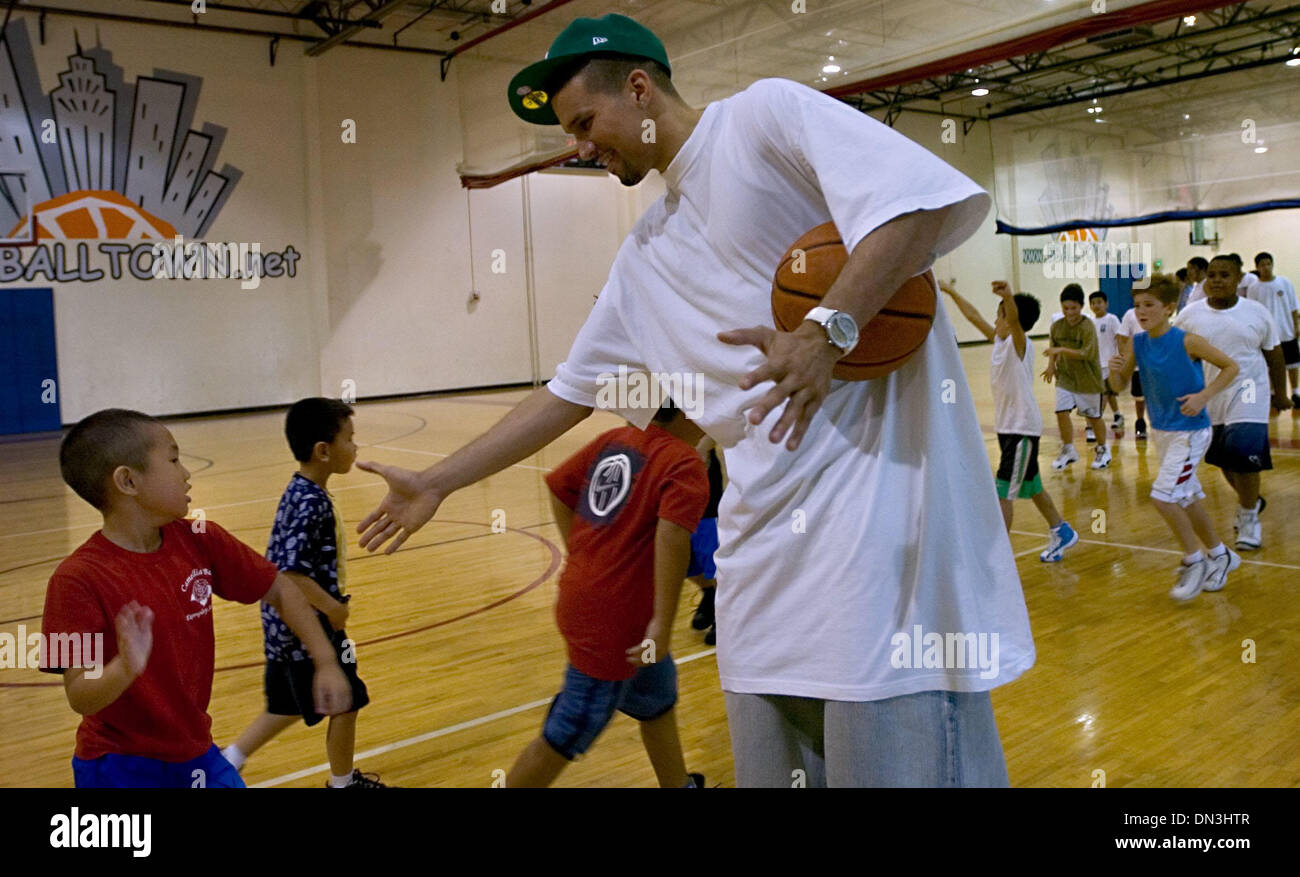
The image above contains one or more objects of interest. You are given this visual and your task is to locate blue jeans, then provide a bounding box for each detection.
[543,659,678,760]
[72,744,245,788]
[723,690,1010,787]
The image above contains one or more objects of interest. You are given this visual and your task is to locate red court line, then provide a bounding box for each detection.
[0,520,563,689]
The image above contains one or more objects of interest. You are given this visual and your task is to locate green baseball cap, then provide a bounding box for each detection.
[507,13,670,126]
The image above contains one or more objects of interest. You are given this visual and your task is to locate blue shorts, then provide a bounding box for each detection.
[686,517,718,579]
[542,658,678,760]
[72,744,245,788]
[1206,422,1272,473]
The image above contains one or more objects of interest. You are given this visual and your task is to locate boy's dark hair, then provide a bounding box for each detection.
[1176,267,1188,281]
[550,51,679,102]
[1209,253,1242,275]
[1136,274,1182,307]
[286,398,355,463]
[1088,290,1107,303]
[1255,251,1273,265]
[1012,293,1041,331]
[1188,257,1209,271]
[1059,284,1085,305]
[652,399,679,424]
[60,408,164,510]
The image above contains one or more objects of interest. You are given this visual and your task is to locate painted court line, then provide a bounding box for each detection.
[252,647,718,788]
[2,449,557,541]
[1010,529,1300,572]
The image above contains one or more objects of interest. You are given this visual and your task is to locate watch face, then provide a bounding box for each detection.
[829,313,857,349]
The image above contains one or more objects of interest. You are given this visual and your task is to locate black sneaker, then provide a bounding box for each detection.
[329,769,389,788]
[687,772,706,788]
[1257,495,1266,515]
[1291,393,1300,409]
[704,624,716,646]
[691,589,715,631]
[1135,418,1147,440]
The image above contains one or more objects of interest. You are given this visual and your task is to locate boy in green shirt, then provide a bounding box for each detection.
[1043,284,1111,470]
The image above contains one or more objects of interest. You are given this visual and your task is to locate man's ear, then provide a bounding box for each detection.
[313,440,331,463]
[111,465,138,497]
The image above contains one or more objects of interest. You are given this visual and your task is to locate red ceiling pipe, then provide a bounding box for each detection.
[823,0,1249,98]
[448,0,583,60]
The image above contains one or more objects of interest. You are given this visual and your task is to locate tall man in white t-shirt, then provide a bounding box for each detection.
[1174,254,1292,549]
[355,14,1035,787]
[1246,251,1300,407]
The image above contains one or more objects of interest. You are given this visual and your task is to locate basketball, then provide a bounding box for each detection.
[771,222,936,380]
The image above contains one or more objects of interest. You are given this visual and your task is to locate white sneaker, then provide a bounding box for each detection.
[1170,559,1208,601]
[1204,549,1240,592]
[1052,445,1079,470]
[1090,445,1111,469]
[1236,512,1262,551]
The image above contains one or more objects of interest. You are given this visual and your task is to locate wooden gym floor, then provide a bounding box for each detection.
[2,340,1298,787]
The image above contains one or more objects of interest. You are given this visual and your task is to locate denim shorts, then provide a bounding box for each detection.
[542,658,678,760]
[723,689,1009,788]
[72,744,245,788]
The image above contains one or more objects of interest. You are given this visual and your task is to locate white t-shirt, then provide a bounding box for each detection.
[990,333,1042,436]
[1246,275,1299,343]
[1092,312,1120,374]
[1173,298,1279,424]
[1186,280,1206,304]
[1239,272,1259,298]
[1116,307,1142,339]
[548,78,1034,700]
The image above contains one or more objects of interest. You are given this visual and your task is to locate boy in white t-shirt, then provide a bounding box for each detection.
[1115,306,1148,439]
[1247,251,1300,407]
[1175,254,1293,549]
[942,281,1077,561]
[1089,290,1124,436]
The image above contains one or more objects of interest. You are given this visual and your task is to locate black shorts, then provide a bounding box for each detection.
[1282,338,1299,367]
[1130,370,1143,399]
[995,434,1043,499]
[265,629,369,725]
[1205,422,1273,473]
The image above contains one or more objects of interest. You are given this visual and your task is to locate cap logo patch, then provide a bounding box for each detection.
[592,36,608,45]
[522,90,549,110]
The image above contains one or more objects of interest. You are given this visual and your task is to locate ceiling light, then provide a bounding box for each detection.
[1287,57,1300,67]
[971,87,989,96]
[822,57,841,74]
[1255,146,1269,153]
[1183,15,1196,26]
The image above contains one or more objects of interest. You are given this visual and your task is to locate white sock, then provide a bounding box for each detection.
[1062,443,1075,453]
[222,744,246,771]
[1183,550,1204,565]
[329,772,354,788]
[1208,543,1227,558]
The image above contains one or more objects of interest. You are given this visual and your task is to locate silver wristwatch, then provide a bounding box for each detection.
[804,306,859,354]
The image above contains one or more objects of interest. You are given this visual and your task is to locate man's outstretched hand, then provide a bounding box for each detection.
[718,321,839,451]
[356,461,443,554]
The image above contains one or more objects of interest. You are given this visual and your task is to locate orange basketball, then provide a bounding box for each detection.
[771,222,936,380]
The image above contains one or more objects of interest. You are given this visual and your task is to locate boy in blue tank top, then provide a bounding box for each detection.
[1109,275,1242,601]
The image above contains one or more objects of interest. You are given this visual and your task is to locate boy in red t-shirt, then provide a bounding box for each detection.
[40,408,351,787]
[506,402,710,787]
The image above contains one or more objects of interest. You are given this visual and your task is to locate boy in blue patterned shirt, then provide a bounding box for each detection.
[222,398,385,788]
